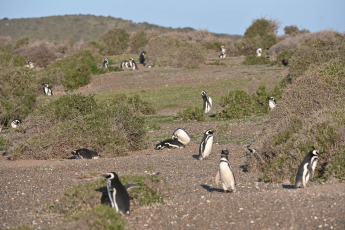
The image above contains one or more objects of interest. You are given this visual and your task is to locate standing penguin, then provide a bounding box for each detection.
[256,48,262,57]
[295,149,319,188]
[215,149,236,192]
[44,84,53,96]
[172,128,191,146]
[268,97,276,110]
[198,129,215,160]
[139,51,146,66]
[103,58,109,68]
[201,91,212,114]
[103,172,131,216]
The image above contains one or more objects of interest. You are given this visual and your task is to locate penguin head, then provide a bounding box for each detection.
[155,143,164,150]
[103,172,118,180]
[44,84,49,88]
[311,149,319,156]
[12,119,20,126]
[221,149,229,158]
[269,97,275,101]
[129,58,134,61]
[205,129,215,136]
[201,91,207,97]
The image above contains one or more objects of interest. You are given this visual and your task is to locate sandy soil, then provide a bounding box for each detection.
[1,57,344,230]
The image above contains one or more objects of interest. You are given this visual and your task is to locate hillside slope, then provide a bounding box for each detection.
[0,15,242,43]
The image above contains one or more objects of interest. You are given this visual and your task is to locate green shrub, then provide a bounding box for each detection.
[276,50,294,66]
[45,174,166,229]
[0,67,37,127]
[14,94,154,159]
[43,50,96,91]
[100,28,130,55]
[284,25,309,36]
[288,31,345,82]
[130,30,149,52]
[14,37,29,49]
[243,55,271,65]
[250,60,345,183]
[144,35,207,68]
[0,137,9,151]
[203,41,224,51]
[0,51,27,68]
[175,107,205,121]
[241,18,278,54]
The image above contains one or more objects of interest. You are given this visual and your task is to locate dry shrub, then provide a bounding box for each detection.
[144,34,207,67]
[289,31,345,81]
[249,59,345,183]
[12,42,57,67]
[268,31,330,61]
[0,36,12,51]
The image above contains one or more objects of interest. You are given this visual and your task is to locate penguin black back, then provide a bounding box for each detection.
[155,139,185,150]
[71,148,100,159]
[103,172,131,216]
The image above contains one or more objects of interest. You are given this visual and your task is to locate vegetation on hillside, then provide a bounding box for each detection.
[249,31,345,183]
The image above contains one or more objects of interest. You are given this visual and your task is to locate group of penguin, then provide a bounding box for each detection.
[103,51,147,71]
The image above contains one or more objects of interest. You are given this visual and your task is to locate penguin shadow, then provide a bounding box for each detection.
[95,186,111,205]
[201,184,226,193]
[192,154,199,160]
[282,184,297,190]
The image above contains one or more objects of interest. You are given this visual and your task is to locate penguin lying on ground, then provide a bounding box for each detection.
[155,139,185,150]
[103,172,133,216]
[70,148,100,159]
[11,119,21,128]
[295,149,319,188]
[215,149,236,192]
[172,128,191,146]
[198,129,215,160]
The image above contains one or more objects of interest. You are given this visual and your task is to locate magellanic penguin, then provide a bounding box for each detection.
[103,172,131,216]
[268,97,276,110]
[44,84,53,96]
[129,58,138,70]
[198,129,215,160]
[172,128,191,146]
[155,139,185,150]
[201,91,212,114]
[120,60,129,69]
[139,51,146,66]
[295,149,319,188]
[256,48,262,57]
[215,149,236,192]
[103,58,109,68]
[71,148,100,159]
[11,119,21,128]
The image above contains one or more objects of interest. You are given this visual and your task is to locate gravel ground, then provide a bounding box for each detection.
[1,57,344,229]
[1,127,344,229]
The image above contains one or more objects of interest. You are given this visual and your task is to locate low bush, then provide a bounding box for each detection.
[144,34,207,68]
[130,30,149,53]
[42,50,96,91]
[13,94,155,159]
[276,50,294,66]
[249,60,345,183]
[0,66,37,127]
[218,85,282,119]
[175,107,205,121]
[99,28,130,55]
[45,174,166,229]
[0,51,27,68]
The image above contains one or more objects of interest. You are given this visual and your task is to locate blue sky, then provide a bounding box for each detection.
[1,0,344,35]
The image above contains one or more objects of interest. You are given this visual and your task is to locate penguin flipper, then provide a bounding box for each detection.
[214,170,220,186]
[125,183,140,190]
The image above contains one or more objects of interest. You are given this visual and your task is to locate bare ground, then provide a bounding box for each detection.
[1,57,344,229]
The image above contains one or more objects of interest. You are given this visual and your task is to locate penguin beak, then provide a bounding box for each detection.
[102,173,110,179]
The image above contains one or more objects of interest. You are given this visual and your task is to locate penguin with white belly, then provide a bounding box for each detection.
[214,149,236,192]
